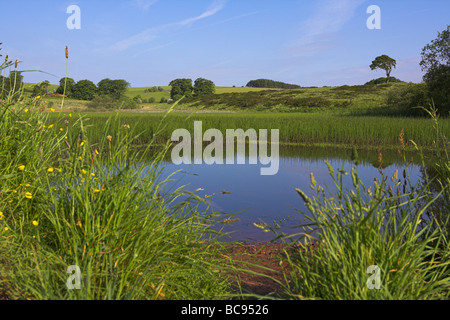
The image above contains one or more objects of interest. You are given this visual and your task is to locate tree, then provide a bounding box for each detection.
[169,78,193,100]
[420,25,450,113]
[370,55,397,84]
[0,70,23,99]
[193,78,215,97]
[32,80,50,97]
[71,80,97,100]
[56,77,75,96]
[97,78,130,99]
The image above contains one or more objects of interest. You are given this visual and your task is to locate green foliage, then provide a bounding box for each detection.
[0,80,231,300]
[88,94,140,110]
[169,78,193,100]
[386,83,432,116]
[246,79,301,89]
[370,55,397,83]
[365,77,404,85]
[71,79,97,100]
[0,70,24,100]
[56,77,75,96]
[97,78,130,99]
[32,80,50,97]
[193,78,215,97]
[420,25,450,115]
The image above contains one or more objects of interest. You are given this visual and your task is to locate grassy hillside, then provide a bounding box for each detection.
[20,82,418,116]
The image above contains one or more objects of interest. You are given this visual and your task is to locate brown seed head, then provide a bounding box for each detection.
[398,128,405,149]
[5,55,8,62]
[14,59,18,69]
[65,46,69,59]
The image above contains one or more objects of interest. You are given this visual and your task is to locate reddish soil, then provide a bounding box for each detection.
[220,242,296,298]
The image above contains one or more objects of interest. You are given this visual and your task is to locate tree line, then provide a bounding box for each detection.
[246,79,301,89]
[169,78,215,101]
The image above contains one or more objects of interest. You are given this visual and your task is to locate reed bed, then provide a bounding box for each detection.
[48,112,450,149]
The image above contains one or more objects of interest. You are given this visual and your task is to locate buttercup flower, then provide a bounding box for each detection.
[17,165,25,171]
[32,220,39,227]
[48,168,54,173]
[25,192,32,199]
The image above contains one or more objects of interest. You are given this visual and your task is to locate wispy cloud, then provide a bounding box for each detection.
[112,0,227,51]
[287,0,367,54]
[134,0,159,12]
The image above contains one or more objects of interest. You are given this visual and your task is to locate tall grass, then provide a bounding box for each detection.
[0,50,233,300]
[278,106,450,299]
[48,112,450,149]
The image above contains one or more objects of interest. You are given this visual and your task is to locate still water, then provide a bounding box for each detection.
[157,147,423,243]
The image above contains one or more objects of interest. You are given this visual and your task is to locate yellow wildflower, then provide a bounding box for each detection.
[48,168,54,173]
[25,192,32,199]
[90,173,95,177]
[24,109,29,113]
[18,165,25,171]
[36,96,41,100]
[4,227,8,232]
[49,108,55,112]
[32,220,39,227]
[48,124,54,129]
[60,128,64,132]
[0,212,4,220]
[81,169,87,175]
[95,149,99,155]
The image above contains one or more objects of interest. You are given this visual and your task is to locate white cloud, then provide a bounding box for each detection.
[112,0,227,51]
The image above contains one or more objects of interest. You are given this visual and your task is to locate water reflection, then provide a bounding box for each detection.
[156,146,424,243]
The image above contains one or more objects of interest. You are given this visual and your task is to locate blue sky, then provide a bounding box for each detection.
[2,0,449,87]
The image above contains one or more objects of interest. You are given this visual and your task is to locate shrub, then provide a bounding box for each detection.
[88,95,141,110]
[386,83,431,116]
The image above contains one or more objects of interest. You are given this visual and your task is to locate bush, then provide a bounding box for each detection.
[148,97,156,103]
[365,77,404,85]
[386,83,431,116]
[88,95,141,110]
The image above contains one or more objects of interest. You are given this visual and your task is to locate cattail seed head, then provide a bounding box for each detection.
[65,46,69,59]
[14,59,18,69]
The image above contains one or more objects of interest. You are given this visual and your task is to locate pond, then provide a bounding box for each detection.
[157,146,425,243]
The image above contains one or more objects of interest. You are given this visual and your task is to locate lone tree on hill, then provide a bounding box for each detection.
[370,55,397,84]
